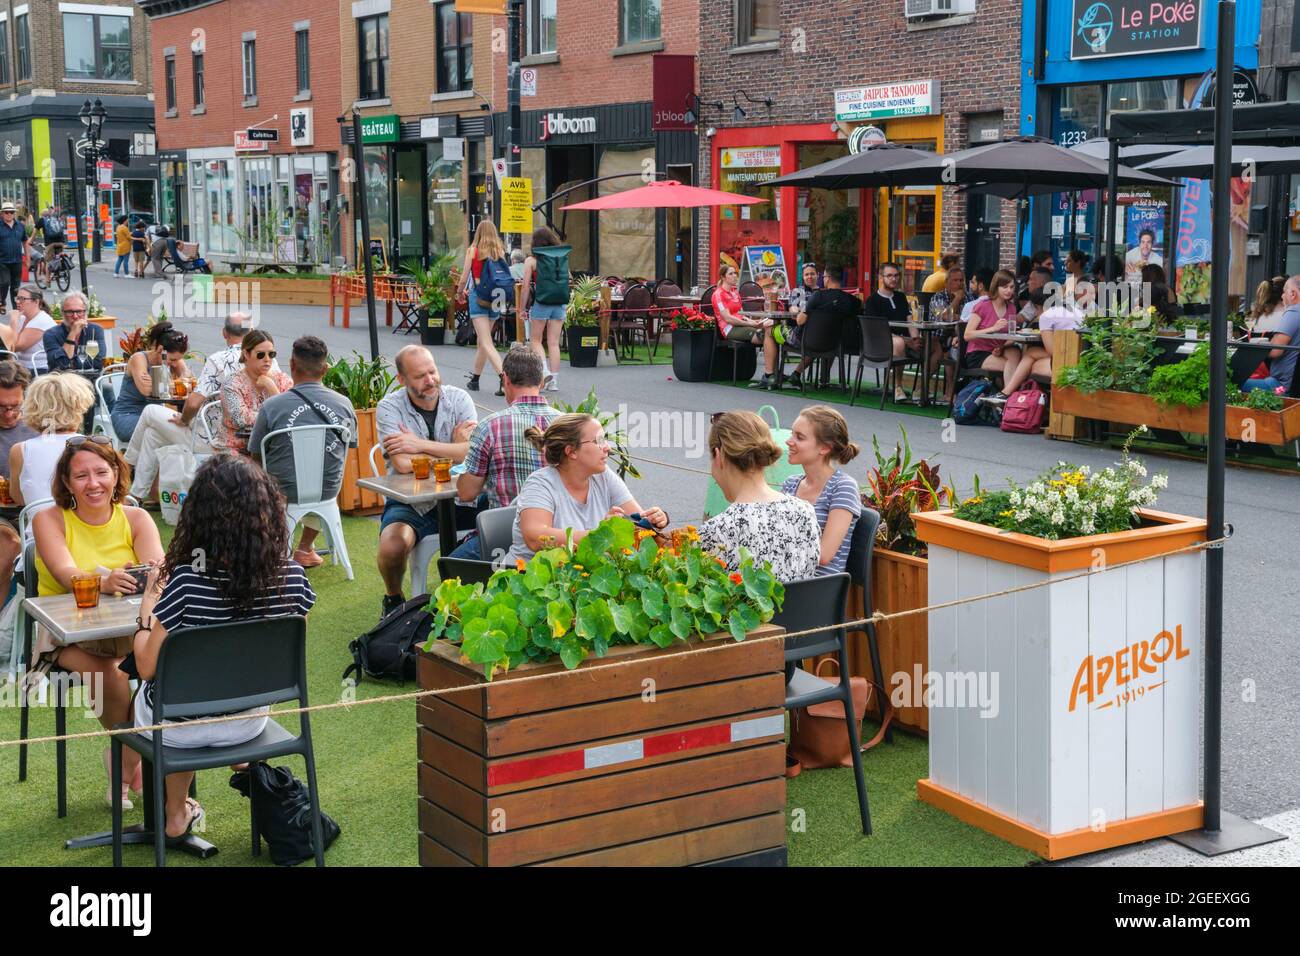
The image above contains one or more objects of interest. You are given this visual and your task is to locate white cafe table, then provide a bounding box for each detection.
[21,591,219,858]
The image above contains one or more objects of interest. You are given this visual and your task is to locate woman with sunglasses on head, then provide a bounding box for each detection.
[8,371,96,512]
[219,329,291,454]
[112,322,190,445]
[506,413,667,563]
[31,437,164,811]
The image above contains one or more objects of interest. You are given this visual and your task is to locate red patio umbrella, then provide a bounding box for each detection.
[559,179,766,210]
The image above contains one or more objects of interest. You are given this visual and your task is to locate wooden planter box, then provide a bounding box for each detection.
[912,508,1207,860]
[417,626,788,867]
[849,548,929,735]
[1052,386,1300,445]
[208,275,332,306]
[337,407,383,515]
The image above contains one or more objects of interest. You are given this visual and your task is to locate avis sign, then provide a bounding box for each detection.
[1072,0,1204,60]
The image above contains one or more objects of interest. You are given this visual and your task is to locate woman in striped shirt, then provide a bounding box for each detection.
[782,406,862,576]
[133,454,316,843]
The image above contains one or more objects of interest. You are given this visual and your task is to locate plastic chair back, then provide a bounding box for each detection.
[772,573,850,662]
[621,283,654,318]
[18,497,55,545]
[699,285,717,316]
[476,506,517,563]
[801,309,846,355]
[858,314,895,363]
[97,371,124,412]
[153,616,308,721]
[259,423,351,506]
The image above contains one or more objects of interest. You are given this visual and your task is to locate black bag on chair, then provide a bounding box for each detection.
[230,762,340,866]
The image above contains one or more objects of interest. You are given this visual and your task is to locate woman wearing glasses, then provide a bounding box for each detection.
[506,413,667,564]
[219,330,292,455]
[31,436,164,811]
[112,322,190,446]
[0,284,56,373]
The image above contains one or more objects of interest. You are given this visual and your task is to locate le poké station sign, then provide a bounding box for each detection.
[1072,1,1204,60]
[834,80,939,121]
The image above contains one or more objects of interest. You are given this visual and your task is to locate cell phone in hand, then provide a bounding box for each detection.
[626,512,657,531]
[124,565,150,590]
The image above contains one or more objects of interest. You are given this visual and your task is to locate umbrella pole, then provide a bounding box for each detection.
[1068,191,1077,255]
[1105,138,1119,283]
[1168,0,1284,858]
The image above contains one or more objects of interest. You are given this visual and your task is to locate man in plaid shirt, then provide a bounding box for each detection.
[452,346,559,560]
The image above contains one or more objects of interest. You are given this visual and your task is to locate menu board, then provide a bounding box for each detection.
[741,244,789,292]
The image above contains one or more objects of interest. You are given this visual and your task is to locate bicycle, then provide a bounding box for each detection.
[33,245,73,292]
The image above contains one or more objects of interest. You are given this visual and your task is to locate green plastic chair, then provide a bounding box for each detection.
[702,405,803,519]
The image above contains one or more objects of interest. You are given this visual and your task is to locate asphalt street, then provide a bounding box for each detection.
[69,265,1299,865]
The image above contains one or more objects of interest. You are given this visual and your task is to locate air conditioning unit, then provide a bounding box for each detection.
[905,0,956,18]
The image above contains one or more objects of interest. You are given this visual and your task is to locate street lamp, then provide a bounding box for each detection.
[79,98,108,263]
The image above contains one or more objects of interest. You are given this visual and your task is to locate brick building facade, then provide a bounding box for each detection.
[696,0,1021,291]
[0,0,157,227]
[142,0,342,266]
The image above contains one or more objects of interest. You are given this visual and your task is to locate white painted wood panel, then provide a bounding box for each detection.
[1015,565,1051,832]
[1124,557,1166,817]
[927,546,960,791]
[1048,573,1091,834]
[1162,552,1203,809]
[955,551,988,804]
[983,559,1018,817]
[1087,568,1128,830]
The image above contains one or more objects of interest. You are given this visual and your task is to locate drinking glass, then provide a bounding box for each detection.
[71,573,101,609]
[411,455,432,480]
[84,339,100,361]
[433,458,453,483]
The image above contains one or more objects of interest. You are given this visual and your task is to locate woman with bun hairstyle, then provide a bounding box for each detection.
[782,406,862,575]
[1248,276,1287,337]
[697,410,820,582]
[506,413,667,563]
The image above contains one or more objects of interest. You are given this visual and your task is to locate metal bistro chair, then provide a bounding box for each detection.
[436,556,496,586]
[852,315,911,409]
[189,400,222,459]
[773,573,871,835]
[613,283,654,359]
[650,281,683,359]
[475,505,517,566]
[261,424,354,580]
[95,372,127,453]
[111,616,325,867]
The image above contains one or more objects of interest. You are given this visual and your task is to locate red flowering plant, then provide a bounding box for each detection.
[664,305,714,332]
[424,517,783,678]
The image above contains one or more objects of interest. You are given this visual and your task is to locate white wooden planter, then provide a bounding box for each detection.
[912,509,1207,860]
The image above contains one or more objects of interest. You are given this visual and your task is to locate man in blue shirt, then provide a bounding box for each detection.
[1241,276,1300,395]
[0,202,30,310]
[43,291,107,373]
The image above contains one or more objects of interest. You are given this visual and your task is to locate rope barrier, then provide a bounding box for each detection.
[0,536,1221,750]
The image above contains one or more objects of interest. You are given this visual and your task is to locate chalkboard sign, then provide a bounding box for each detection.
[741,244,789,292]
[357,236,387,272]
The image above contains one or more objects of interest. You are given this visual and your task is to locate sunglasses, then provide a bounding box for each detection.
[710,412,726,424]
[251,350,277,360]
[67,434,112,448]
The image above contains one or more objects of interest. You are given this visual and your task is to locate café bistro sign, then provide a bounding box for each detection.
[1071,0,1204,60]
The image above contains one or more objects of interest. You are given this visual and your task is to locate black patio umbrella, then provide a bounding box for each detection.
[1137,144,1300,178]
[765,142,938,190]
[1069,137,1188,164]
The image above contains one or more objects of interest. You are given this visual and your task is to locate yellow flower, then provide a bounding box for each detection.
[961,496,984,506]
[999,510,1014,518]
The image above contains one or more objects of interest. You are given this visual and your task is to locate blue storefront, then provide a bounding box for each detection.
[1020,1,1260,299]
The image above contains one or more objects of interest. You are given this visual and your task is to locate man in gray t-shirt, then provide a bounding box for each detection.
[250,336,358,567]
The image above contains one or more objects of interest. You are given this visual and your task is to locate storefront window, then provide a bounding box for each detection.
[1106,80,1179,116]
[428,142,465,261]
[795,143,855,286]
[195,158,238,256]
[717,145,780,276]
[242,156,276,257]
[1053,85,1102,148]
[362,146,390,264]
[889,192,936,294]
[395,149,425,263]
[597,145,655,279]
[1050,86,1104,274]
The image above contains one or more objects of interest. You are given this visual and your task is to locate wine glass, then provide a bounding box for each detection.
[84,339,100,362]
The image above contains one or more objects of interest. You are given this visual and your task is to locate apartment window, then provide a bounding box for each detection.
[0,22,9,85]
[621,0,661,45]
[736,0,777,46]
[164,54,176,112]
[527,0,556,56]
[295,27,310,95]
[63,12,133,80]
[15,13,31,81]
[192,53,205,108]
[358,14,389,99]
[435,2,472,92]
[242,38,257,99]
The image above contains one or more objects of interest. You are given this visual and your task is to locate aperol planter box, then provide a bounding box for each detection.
[416,627,788,867]
[912,509,1206,860]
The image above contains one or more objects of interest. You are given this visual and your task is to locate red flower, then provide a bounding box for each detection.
[729,572,743,585]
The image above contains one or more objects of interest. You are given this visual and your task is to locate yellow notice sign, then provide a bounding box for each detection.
[500,177,534,234]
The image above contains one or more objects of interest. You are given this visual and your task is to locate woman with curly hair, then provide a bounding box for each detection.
[132,454,316,842]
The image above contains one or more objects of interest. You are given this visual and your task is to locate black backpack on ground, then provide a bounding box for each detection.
[229,762,341,866]
[343,594,433,683]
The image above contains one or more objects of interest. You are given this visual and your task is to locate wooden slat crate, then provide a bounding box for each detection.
[417,626,789,867]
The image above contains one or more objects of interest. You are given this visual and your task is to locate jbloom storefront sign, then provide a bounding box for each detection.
[1071,0,1204,60]
[834,80,939,122]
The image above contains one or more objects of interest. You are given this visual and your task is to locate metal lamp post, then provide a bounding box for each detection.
[79,98,108,264]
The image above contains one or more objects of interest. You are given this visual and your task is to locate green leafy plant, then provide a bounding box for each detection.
[1231,386,1286,411]
[322,351,397,409]
[1057,313,1160,394]
[424,517,784,678]
[564,275,605,328]
[408,253,458,320]
[861,425,952,557]
[554,385,641,480]
[953,432,1167,541]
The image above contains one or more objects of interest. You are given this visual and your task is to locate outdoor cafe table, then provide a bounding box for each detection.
[890,319,960,408]
[976,331,1043,345]
[356,473,461,556]
[22,592,218,858]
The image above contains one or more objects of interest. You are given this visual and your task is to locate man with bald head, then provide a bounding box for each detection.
[375,344,478,617]
[1241,275,1300,395]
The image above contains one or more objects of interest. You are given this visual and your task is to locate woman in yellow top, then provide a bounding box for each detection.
[32,436,164,810]
[113,215,131,277]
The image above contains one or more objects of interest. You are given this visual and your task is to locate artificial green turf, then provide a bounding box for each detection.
[0,515,1037,867]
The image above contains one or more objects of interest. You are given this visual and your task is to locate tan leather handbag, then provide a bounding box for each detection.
[787,658,893,775]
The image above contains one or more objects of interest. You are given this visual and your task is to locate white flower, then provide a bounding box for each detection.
[1101,494,1115,508]
[1051,510,1065,525]
[1015,510,1031,522]
[1152,474,1168,489]
[1080,518,1095,534]
[1009,490,1021,507]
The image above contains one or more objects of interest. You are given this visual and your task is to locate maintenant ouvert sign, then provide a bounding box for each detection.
[833,80,940,122]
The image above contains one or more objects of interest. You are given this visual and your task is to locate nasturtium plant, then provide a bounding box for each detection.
[423,517,784,679]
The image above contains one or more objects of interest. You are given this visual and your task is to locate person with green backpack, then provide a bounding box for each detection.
[520,225,569,392]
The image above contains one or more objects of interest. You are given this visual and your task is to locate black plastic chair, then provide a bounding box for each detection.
[852,315,913,409]
[846,509,891,745]
[787,308,849,393]
[772,573,871,835]
[475,505,517,565]
[15,541,71,818]
[111,616,324,867]
[437,556,497,586]
[614,283,654,358]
